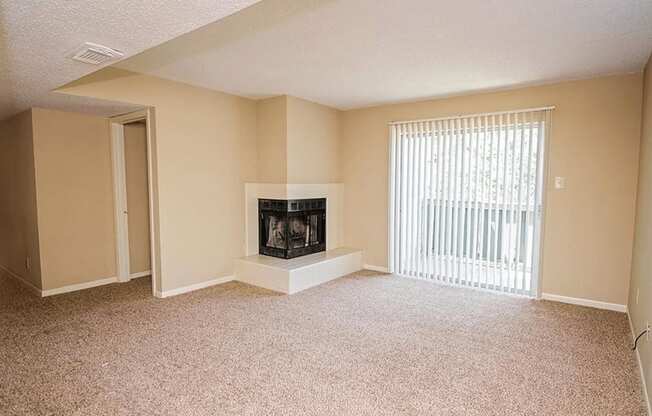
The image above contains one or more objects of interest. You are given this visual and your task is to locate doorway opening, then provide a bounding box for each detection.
[110,109,158,296]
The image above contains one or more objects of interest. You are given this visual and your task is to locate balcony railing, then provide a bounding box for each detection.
[396,198,539,293]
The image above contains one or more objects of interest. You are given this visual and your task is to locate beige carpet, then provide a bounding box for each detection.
[0,270,646,416]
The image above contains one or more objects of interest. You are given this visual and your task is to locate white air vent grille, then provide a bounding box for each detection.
[71,42,124,65]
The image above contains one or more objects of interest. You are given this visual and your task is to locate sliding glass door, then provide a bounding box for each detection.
[388,109,551,297]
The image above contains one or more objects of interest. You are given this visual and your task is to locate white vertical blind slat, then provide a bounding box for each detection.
[444,119,452,283]
[473,116,482,288]
[507,112,518,292]
[417,123,426,277]
[420,122,429,278]
[403,124,410,275]
[514,113,530,291]
[426,121,436,279]
[469,117,481,286]
[415,124,421,276]
[499,113,510,292]
[513,112,527,292]
[394,125,400,273]
[407,124,417,276]
[452,118,461,284]
[479,115,489,287]
[389,125,397,273]
[488,116,500,286]
[400,123,409,275]
[434,120,444,281]
[397,124,404,275]
[412,122,420,277]
[398,124,405,274]
[462,117,471,285]
[450,118,459,284]
[522,113,536,289]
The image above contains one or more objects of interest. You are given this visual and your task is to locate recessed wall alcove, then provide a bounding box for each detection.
[234,183,362,294]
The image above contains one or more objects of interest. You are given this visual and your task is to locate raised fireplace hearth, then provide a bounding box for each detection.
[259,198,326,259]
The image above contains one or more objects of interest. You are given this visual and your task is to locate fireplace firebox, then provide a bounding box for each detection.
[259,198,326,259]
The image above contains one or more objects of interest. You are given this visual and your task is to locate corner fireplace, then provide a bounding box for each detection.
[259,198,326,259]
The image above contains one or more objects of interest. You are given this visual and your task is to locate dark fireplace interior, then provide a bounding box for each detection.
[259,198,326,259]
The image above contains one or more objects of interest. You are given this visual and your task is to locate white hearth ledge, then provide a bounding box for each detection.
[235,247,362,294]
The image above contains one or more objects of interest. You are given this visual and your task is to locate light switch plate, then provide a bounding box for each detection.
[554,176,565,189]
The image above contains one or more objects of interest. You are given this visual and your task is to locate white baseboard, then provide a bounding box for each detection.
[42,276,118,297]
[541,292,627,313]
[129,270,152,279]
[364,264,390,273]
[0,263,42,296]
[628,311,652,415]
[155,275,234,298]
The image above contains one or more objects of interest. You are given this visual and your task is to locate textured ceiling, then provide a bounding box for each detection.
[0,0,261,121]
[117,0,652,110]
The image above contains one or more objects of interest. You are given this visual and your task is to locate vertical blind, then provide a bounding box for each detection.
[388,108,552,297]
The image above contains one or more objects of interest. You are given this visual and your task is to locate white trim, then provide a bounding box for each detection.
[110,122,130,283]
[143,109,158,296]
[129,270,152,279]
[364,264,390,273]
[110,109,159,296]
[155,275,234,298]
[388,106,556,125]
[541,292,627,313]
[0,264,42,296]
[532,110,552,299]
[41,276,118,297]
[628,311,652,415]
[110,109,149,125]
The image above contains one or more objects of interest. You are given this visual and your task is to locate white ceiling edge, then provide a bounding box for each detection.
[115,0,652,111]
[0,0,262,122]
[37,92,143,118]
[343,69,648,112]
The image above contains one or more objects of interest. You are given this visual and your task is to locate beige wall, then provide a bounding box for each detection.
[57,68,258,293]
[629,54,652,401]
[31,108,116,290]
[21,88,339,293]
[341,73,643,306]
[286,95,341,183]
[256,96,287,183]
[255,95,340,183]
[124,122,151,275]
[52,68,642,306]
[0,109,42,289]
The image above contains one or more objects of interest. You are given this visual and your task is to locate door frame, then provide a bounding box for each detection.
[531,113,553,300]
[110,109,159,296]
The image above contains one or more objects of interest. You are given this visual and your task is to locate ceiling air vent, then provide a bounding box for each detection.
[70,42,124,65]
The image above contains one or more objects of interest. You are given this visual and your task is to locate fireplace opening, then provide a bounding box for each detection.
[259,198,326,259]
